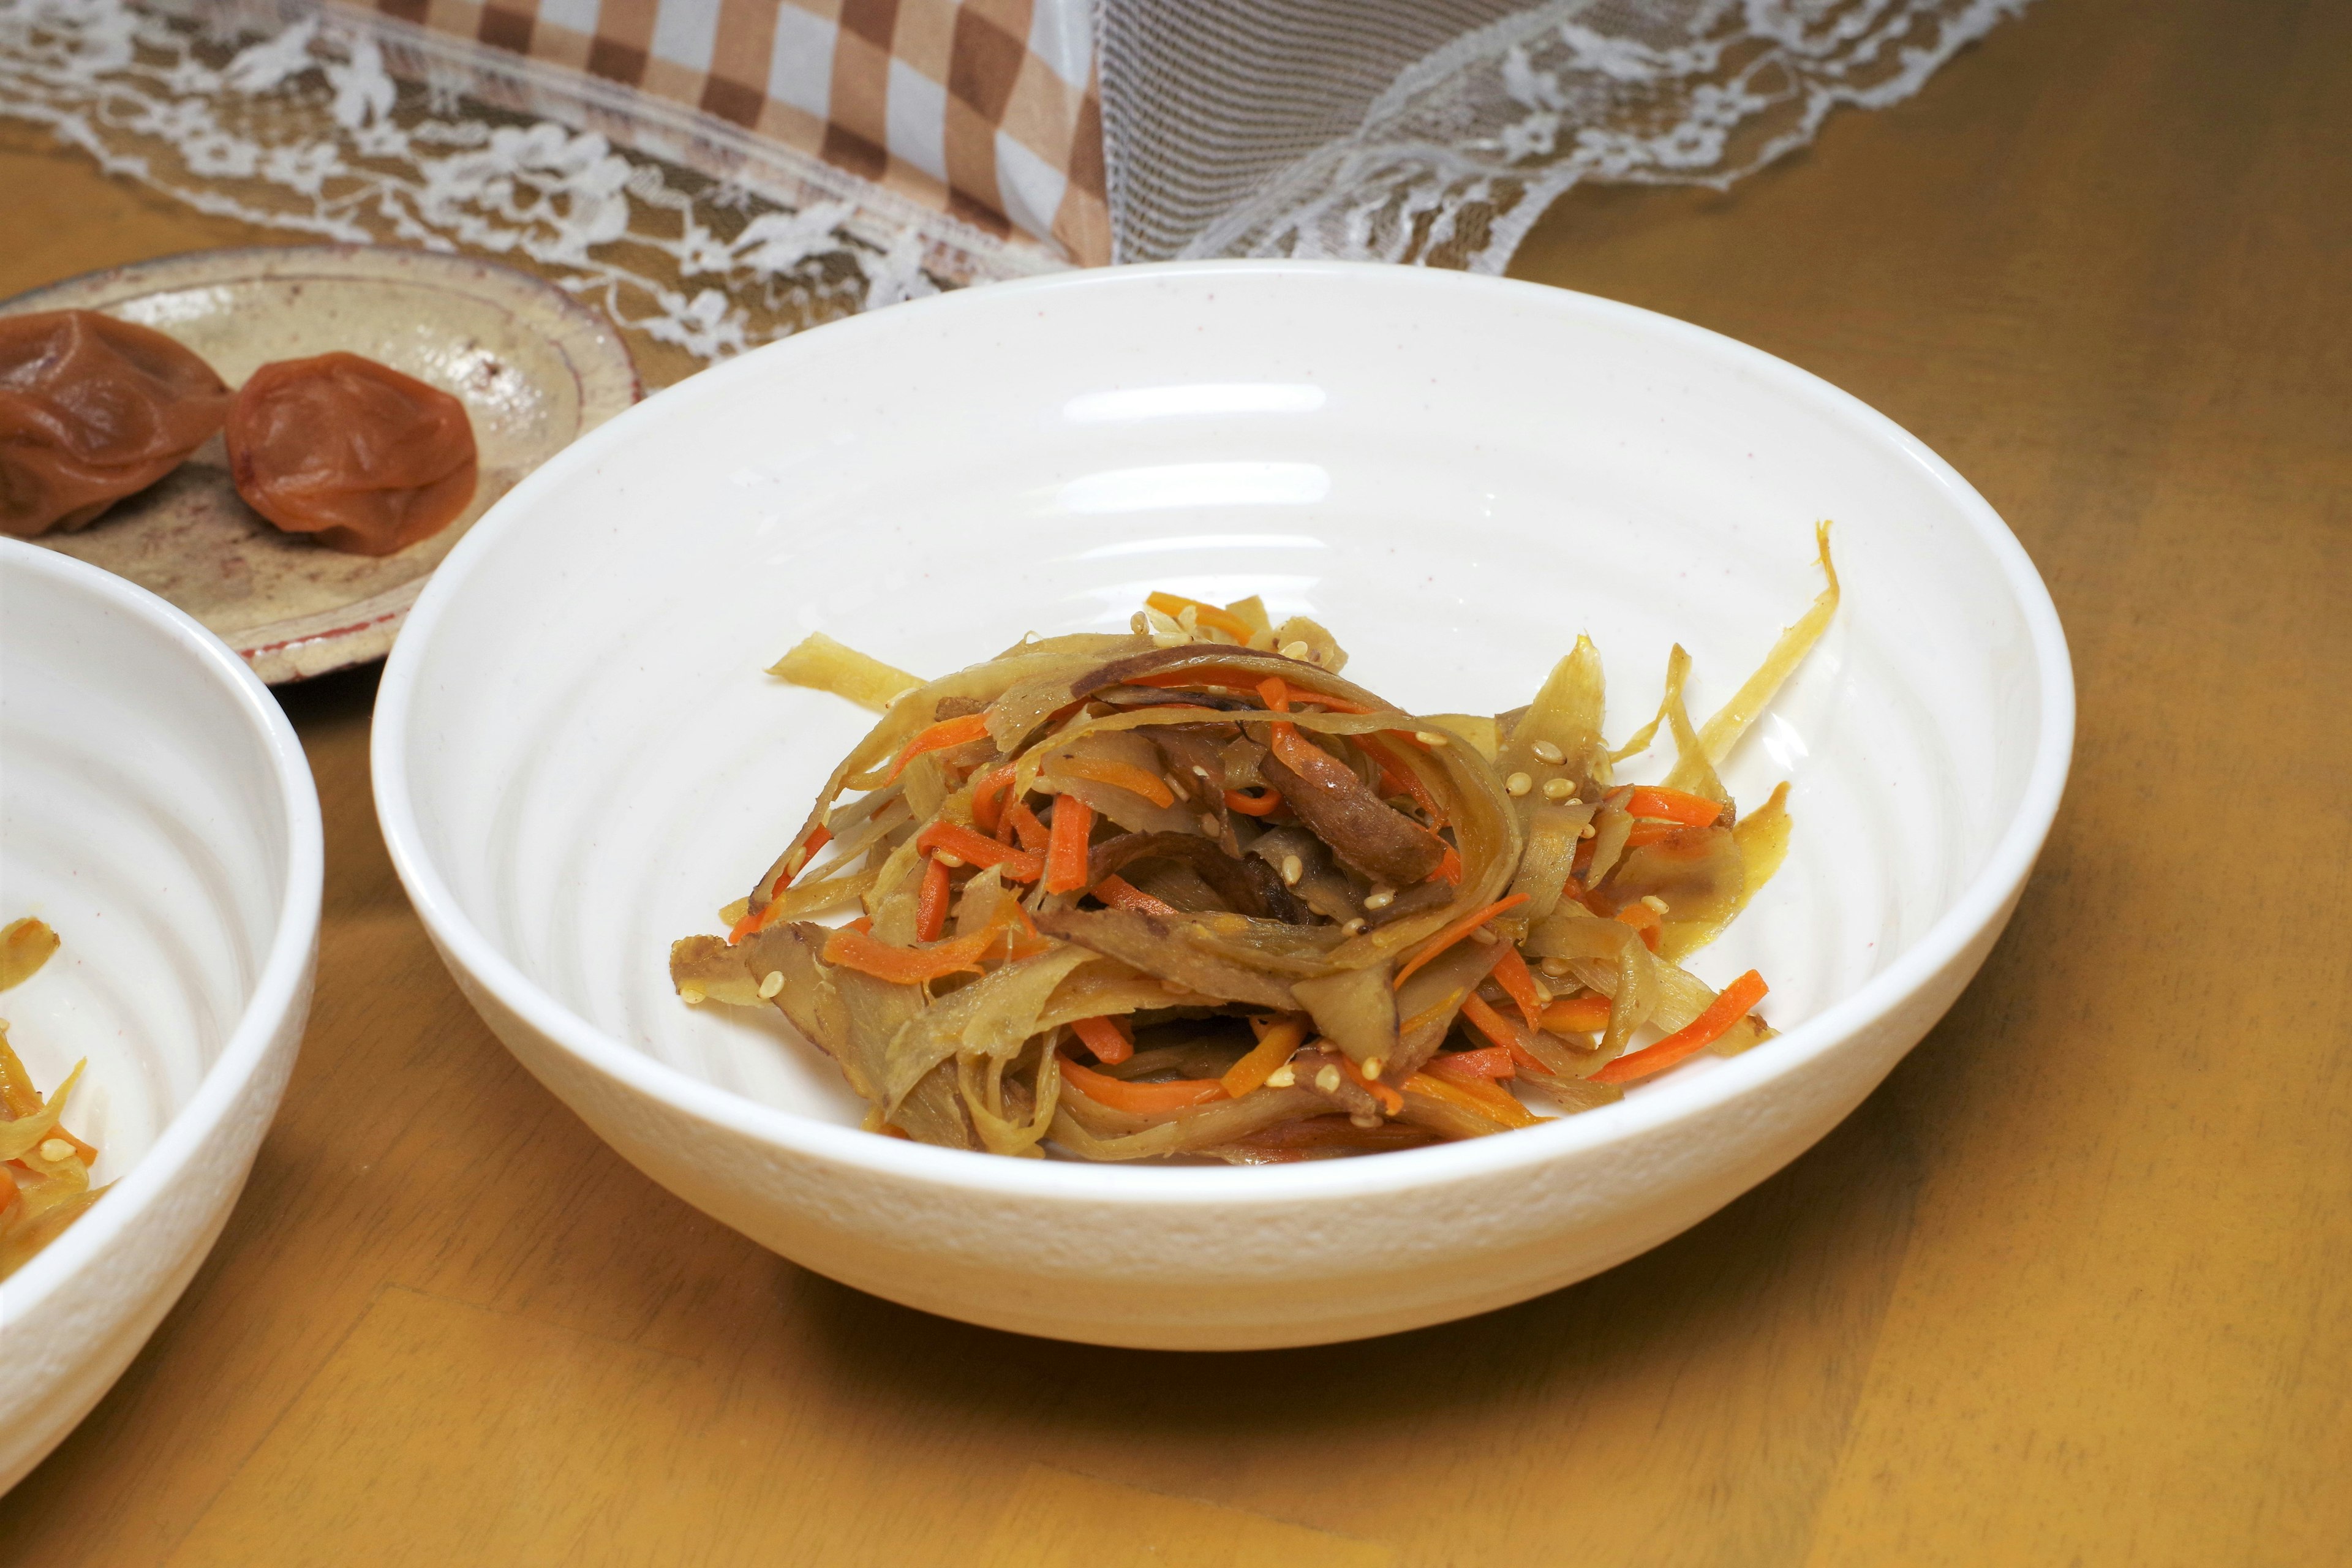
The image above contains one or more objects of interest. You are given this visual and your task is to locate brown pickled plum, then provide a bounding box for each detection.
[227,352,477,556]
[0,309,231,538]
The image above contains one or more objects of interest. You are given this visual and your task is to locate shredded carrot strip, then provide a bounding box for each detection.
[1615,901,1664,952]
[1423,1046,1517,1083]
[1623,820,1687,850]
[883,712,991,785]
[1221,1017,1307,1099]
[1357,733,1447,824]
[1055,755,1175,807]
[1093,875,1177,915]
[1490,945,1545,1030]
[845,916,873,934]
[1393,893,1529,990]
[822,926,985,984]
[1431,846,1463,886]
[914,854,951,942]
[1458,993,1555,1075]
[914,821,1044,882]
[1594,970,1769,1085]
[1069,1013,1135,1066]
[729,826,834,941]
[1404,1071,1539,1130]
[1224,787,1283,816]
[1004,801,1050,851]
[970,763,1017,832]
[1144,592,1259,643]
[1060,1052,1227,1114]
[1626,786,1723,827]
[1256,675,1291,712]
[1330,1052,1404,1115]
[1541,993,1613,1033]
[1045,793,1095,893]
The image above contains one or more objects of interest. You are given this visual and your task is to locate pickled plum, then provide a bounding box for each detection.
[0,310,232,538]
[227,352,477,556]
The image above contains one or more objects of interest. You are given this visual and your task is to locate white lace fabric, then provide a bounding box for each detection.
[0,0,1062,359]
[1,0,2033,358]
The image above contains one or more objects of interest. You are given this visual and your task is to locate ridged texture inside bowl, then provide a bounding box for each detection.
[383,263,2063,1345]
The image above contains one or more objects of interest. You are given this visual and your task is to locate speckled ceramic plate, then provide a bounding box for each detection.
[1,246,639,682]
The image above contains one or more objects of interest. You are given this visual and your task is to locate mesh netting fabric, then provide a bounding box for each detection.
[1099,0,2035,268]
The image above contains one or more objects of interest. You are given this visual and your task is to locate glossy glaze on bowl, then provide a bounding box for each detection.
[375,262,2071,1349]
[0,541,321,1488]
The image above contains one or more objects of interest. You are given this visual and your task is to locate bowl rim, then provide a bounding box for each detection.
[372,258,2074,1206]
[0,539,323,1311]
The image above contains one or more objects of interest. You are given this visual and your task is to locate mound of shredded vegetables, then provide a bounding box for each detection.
[672,528,1838,1162]
[2,916,106,1276]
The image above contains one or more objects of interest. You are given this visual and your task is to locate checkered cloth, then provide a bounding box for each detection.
[364,0,1110,264]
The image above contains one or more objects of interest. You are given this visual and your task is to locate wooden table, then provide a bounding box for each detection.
[4,1,2346,1560]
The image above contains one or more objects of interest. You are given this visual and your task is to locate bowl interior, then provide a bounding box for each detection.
[0,546,298,1196]
[390,263,2056,1140]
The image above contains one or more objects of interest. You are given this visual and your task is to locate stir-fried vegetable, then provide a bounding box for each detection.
[673,527,1839,1161]
[2,918,107,1279]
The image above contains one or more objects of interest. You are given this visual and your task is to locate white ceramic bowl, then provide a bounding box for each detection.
[0,541,320,1488]
[373,262,2070,1350]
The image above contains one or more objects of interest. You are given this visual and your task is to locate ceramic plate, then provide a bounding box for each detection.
[0,246,639,682]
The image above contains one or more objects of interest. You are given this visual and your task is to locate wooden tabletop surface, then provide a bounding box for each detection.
[4,0,2346,1561]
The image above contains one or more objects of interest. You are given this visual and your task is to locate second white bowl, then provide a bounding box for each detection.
[1,541,321,1490]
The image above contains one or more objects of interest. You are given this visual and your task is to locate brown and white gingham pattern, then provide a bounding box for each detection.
[366,0,1109,264]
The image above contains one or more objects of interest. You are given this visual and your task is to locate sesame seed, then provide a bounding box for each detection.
[1469,927,1499,944]
[1542,778,1574,800]
[1641,894,1671,914]
[1505,771,1532,796]
[1539,957,1574,977]
[1579,824,1597,839]
[758,970,784,998]
[1280,854,1303,886]
[1414,730,1450,748]
[1363,888,1395,911]
[39,1138,73,1163]
[1267,1063,1296,1088]
[680,984,707,1005]
[1191,764,1213,780]
[1342,918,1367,935]
[1316,1065,1343,1094]
[1531,739,1564,764]
[935,851,966,869]
[1129,612,1150,635]
[1164,771,1189,800]
[1280,639,1310,660]
[1362,1057,1385,1080]
[1531,978,1554,1003]
[1198,812,1221,835]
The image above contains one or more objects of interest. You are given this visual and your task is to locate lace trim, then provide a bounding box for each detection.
[1180,0,2035,270]
[0,0,1063,360]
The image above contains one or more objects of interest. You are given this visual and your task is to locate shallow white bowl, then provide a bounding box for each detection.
[0,541,320,1488]
[374,261,2070,1350]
